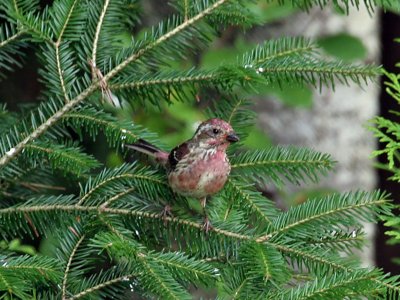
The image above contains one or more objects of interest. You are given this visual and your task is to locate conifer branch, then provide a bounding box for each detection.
[372,278,400,299]
[277,271,379,299]
[138,258,184,300]
[0,0,230,170]
[0,83,98,169]
[55,0,79,44]
[12,5,53,43]
[98,213,125,239]
[78,173,166,205]
[1,1,398,298]
[62,233,85,300]
[268,241,400,297]
[55,45,69,102]
[227,98,243,124]
[0,271,12,294]
[109,73,217,90]
[63,112,141,140]
[62,107,160,148]
[12,0,20,14]
[99,187,135,209]
[267,242,351,271]
[232,279,248,299]
[0,204,252,240]
[256,44,315,63]
[307,231,365,253]
[310,235,364,246]
[69,274,135,299]
[0,29,25,48]
[92,0,110,67]
[19,181,66,191]
[243,37,317,66]
[0,22,28,77]
[226,179,275,225]
[103,0,230,81]
[0,200,397,296]
[151,256,215,281]
[24,142,99,175]
[2,263,57,273]
[261,64,377,79]
[53,0,80,102]
[231,150,332,169]
[183,0,189,21]
[0,255,62,297]
[230,147,334,186]
[258,193,389,242]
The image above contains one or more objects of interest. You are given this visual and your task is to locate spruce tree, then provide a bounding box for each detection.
[1,0,400,299]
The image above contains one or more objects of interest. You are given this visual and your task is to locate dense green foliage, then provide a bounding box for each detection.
[1,0,400,299]
[370,64,400,259]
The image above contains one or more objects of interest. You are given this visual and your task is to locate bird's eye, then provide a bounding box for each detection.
[212,128,220,135]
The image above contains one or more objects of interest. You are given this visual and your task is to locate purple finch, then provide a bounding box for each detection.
[125,118,239,231]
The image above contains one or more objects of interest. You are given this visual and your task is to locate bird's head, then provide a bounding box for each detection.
[192,118,239,149]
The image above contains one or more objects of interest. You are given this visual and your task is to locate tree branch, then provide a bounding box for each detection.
[0,0,231,170]
[100,187,135,209]
[69,274,135,299]
[0,30,26,48]
[227,179,273,224]
[54,0,80,102]
[0,204,252,241]
[258,199,388,242]
[78,173,166,205]
[92,0,111,68]
[62,233,85,300]
[109,74,217,90]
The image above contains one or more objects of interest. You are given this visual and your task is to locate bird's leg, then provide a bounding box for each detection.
[161,204,173,217]
[200,197,207,209]
[160,202,173,226]
[200,197,213,233]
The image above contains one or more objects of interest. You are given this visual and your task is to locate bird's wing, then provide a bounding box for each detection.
[168,142,190,170]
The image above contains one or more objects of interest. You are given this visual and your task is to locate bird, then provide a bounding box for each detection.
[125,118,239,232]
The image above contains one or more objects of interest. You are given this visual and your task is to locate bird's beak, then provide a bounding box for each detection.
[226,132,239,143]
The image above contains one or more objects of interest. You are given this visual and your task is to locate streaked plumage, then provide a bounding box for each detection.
[125,118,239,231]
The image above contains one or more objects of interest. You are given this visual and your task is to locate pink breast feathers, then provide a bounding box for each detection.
[168,150,230,199]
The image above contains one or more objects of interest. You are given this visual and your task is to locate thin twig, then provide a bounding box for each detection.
[62,233,85,300]
[69,274,135,299]
[254,45,316,66]
[0,30,26,48]
[228,179,272,224]
[55,45,69,103]
[19,181,66,191]
[54,0,79,103]
[92,0,111,69]
[184,0,189,21]
[109,74,216,90]
[99,187,135,209]
[78,173,166,205]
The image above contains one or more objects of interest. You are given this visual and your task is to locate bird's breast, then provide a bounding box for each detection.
[168,149,230,198]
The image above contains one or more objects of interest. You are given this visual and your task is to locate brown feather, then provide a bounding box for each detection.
[168,142,190,170]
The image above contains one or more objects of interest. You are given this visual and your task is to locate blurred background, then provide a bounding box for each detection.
[1,0,399,274]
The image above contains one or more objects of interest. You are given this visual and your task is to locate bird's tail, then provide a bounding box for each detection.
[124,139,162,157]
[125,139,169,165]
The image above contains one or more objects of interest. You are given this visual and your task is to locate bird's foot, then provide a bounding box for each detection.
[200,197,207,209]
[160,204,173,226]
[202,216,213,234]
